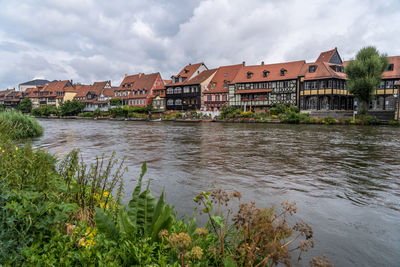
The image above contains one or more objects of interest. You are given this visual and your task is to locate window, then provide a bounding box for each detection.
[380,81,385,88]
[172,77,176,83]
[179,77,183,83]
[216,95,220,101]
[222,95,227,101]
[167,99,174,105]
[309,66,316,73]
[175,99,182,105]
[207,95,212,101]
[224,73,227,77]
[174,87,182,94]
[280,69,286,76]
[191,86,196,93]
[247,72,253,79]
[388,64,394,71]
[263,70,269,78]
[386,81,393,89]
[328,80,332,88]
[184,86,190,93]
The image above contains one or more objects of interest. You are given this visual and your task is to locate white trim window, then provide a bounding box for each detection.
[167,99,174,105]
[175,99,182,105]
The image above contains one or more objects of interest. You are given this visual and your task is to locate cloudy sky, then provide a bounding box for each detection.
[1,0,400,89]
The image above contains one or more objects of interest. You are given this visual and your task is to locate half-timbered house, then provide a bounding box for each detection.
[165,63,209,111]
[114,72,163,107]
[203,64,243,111]
[299,48,353,110]
[228,61,305,111]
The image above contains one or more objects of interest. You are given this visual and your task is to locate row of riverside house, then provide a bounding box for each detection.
[1,48,400,117]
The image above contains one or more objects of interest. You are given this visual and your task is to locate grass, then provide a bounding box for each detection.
[0,110,43,139]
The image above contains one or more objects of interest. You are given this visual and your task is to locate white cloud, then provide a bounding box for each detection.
[0,0,399,89]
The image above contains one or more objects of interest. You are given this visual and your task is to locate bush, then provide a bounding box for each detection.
[321,117,337,125]
[220,106,241,119]
[17,98,32,113]
[60,100,85,116]
[32,105,59,117]
[0,110,43,139]
[389,119,400,126]
[78,112,94,117]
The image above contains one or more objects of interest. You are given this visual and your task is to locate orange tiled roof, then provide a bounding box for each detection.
[183,69,217,85]
[117,72,160,99]
[300,62,347,80]
[316,48,337,63]
[168,63,206,86]
[231,60,305,84]
[204,64,243,94]
[74,85,92,98]
[43,80,75,96]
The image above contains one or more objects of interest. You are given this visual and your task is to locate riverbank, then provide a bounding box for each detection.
[32,115,400,126]
[1,113,335,266]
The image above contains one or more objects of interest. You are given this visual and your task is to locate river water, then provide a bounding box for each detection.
[33,119,400,266]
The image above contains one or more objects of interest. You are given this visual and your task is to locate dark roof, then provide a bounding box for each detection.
[19,79,50,86]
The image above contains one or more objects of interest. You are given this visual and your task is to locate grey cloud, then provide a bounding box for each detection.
[0,0,399,89]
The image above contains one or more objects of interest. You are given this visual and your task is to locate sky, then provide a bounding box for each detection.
[1,0,400,89]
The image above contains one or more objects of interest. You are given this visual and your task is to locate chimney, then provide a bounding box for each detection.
[242,61,246,67]
[70,79,73,84]
[139,73,142,78]
[261,61,264,65]
[125,74,128,77]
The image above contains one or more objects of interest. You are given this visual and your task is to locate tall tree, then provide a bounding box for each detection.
[345,46,389,114]
[17,98,32,113]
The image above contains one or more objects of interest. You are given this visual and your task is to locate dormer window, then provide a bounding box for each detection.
[247,71,253,79]
[280,69,287,76]
[172,77,176,83]
[224,81,228,88]
[263,70,270,78]
[184,69,189,73]
[179,77,183,83]
[309,66,317,73]
[211,83,215,89]
[388,64,394,71]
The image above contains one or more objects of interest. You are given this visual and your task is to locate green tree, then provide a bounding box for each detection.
[59,100,85,116]
[345,46,389,114]
[17,98,32,113]
[110,98,122,106]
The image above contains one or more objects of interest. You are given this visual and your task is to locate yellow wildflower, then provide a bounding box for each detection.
[102,191,109,197]
[15,147,18,151]
[190,246,203,260]
[1,150,4,153]
[194,227,208,237]
[13,155,16,158]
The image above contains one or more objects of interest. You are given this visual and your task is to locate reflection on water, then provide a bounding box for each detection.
[33,119,400,266]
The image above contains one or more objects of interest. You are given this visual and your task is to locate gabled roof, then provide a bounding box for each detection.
[344,56,400,79]
[231,60,306,84]
[204,64,243,94]
[43,80,75,94]
[74,85,92,98]
[183,69,217,86]
[168,63,206,86]
[316,48,337,63]
[117,72,160,99]
[19,79,50,86]
[300,61,347,80]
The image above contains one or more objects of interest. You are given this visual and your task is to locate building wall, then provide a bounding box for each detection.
[229,79,297,108]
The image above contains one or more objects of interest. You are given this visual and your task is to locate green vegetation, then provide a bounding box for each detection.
[32,105,59,117]
[109,98,122,106]
[17,98,32,113]
[0,120,332,266]
[389,119,400,126]
[59,100,85,116]
[0,110,43,139]
[345,46,389,114]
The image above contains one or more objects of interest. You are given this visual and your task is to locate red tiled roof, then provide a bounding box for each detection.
[43,80,75,95]
[204,64,243,94]
[163,79,172,85]
[183,69,217,86]
[74,85,92,98]
[316,48,337,63]
[344,56,400,79]
[231,60,305,84]
[102,88,115,98]
[168,63,206,86]
[117,72,160,99]
[300,62,347,80]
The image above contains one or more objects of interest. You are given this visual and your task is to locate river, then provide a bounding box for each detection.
[33,119,400,266]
